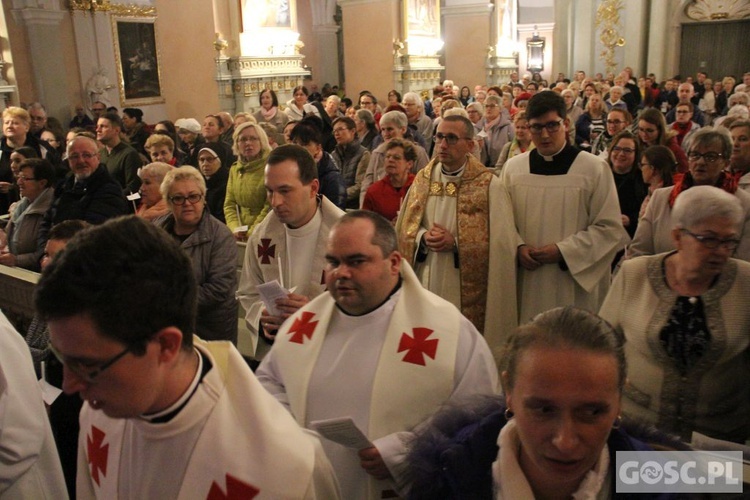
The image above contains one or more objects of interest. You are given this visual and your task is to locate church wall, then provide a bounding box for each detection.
[295,0,321,89]
[340,0,400,103]
[443,12,490,87]
[61,13,85,116]
[154,0,219,121]
[2,2,34,104]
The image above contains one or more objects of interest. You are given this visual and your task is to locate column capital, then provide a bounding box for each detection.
[11,0,64,27]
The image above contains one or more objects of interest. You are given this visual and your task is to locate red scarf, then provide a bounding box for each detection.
[668,171,738,207]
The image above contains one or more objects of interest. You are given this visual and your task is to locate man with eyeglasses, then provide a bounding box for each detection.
[666,83,706,126]
[500,91,628,321]
[35,216,340,499]
[331,116,370,209]
[39,136,128,250]
[396,115,518,346]
[591,108,631,157]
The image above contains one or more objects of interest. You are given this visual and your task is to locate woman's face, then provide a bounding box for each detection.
[675,105,693,124]
[588,94,603,113]
[461,87,470,98]
[639,156,657,184]
[4,115,29,141]
[638,120,660,145]
[688,141,727,185]
[609,138,636,173]
[237,126,262,160]
[387,92,398,104]
[609,88,622,102]
[260,90,274,110]
[584,86,595,98]
[202,117,221,142]
[512,87,521,98]
[346,107,357,119]
[515,119,530,142]
[713,82,723,94]
[673,216,738,279]
[9,152,26,178]
[139,175,163,207]
[18,166,45,201]
[293,89,308,106]
[724,80,734,93]
[149,145,173,164]
[154,124,169,134]
[169,178,205,230]
[198,151,221,177]
[41,130,59,149]
[384,146,412,180]
[484,101,500,121]
[504,346,621,496]
[122,113,136,131]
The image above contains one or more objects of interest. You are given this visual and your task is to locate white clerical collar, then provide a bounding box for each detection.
[140,348,202,422]
[441,159,467,178]
[285,205,322,237]
[540,143,567,162]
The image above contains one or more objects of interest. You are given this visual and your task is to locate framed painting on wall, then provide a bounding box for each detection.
[404,0,440,39]
[112,17,165,106]
[240,0,297,32]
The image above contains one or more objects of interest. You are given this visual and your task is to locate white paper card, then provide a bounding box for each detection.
[310,417,372,449]
[257,280,289,316]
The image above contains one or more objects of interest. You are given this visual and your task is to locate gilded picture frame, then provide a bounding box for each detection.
[111,16,165,106]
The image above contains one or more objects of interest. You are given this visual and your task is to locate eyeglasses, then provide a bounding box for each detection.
[484,104,499,108]
[169,193,203,205]
[687,151,724,164]
[434,132,470,145]
[360,100,374,106]
[528,120,564,135]
[68,153,97,161]
[611,146,635,154]
[238,136,260,144]
[49,342,132,383]
[17,175,37,182]
[681,229,740,250]
[332,127,351,134]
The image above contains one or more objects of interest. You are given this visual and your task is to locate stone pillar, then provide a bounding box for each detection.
[442,1,493,86]
[312,23,340,86]
[10,0,68,116]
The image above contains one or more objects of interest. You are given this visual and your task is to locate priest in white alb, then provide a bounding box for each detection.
[256,211,498,500]
[500,91,629,323]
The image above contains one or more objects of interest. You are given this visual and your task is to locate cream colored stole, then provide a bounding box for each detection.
[273,262,461,499]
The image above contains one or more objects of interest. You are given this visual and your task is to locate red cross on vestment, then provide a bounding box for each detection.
[257,238,276,264]
[397,327,439,366]
[288,311,318,344]
[87,425,109,486]
[206,474,259,500]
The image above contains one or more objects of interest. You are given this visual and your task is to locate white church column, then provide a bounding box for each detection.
[312,23,340,87]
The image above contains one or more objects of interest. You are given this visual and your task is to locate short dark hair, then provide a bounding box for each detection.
[337,210,398,257]
[526,91,567,121]
[642,145,676,187]
[13,146,39,160]
[35,216,197,355]
[267,144,318,185]
[20,158,55,185]
[100,112,124,129]
[48,219,89,241]
[123,108,143,122]
[332,116,355,130]
[259,88,279,108]
[289,116,323,146]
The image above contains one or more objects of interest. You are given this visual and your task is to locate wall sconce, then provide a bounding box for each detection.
[526,27,544,73]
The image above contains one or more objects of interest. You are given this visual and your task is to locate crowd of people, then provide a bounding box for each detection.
[2,65,750,499]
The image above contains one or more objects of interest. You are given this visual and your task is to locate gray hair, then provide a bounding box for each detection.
[672,185,743,231]
[485,94,502,107]
[356,108,375,126]
[138,162,173,181]
[466,102,484,115]
[688,127,732,159]
[561,88,576,98]
[160,166,207,205]
[443,108,469,119]
[326,95,341,105]
[402,92,423,111]
[728,92,749,107]
[379,110,407,129]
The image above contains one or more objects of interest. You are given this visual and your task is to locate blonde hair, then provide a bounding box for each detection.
[145,134,175,153]
[232,121,271,158]
[3,106,30,126]
[160,166,206,204]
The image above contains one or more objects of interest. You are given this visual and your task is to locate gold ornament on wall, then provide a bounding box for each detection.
[595,0,625,76]
[70,0,156,17]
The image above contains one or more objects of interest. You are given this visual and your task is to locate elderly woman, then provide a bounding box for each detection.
[495,111,534,172]
[636,108,689,173]
[639,145,676,218]
[253,88,290,133]
[362,139,416,222]
[601,186,750,442]
[408,306,681,499]
[197,143,229,223]
[135,162,172,221]
[284,85,320,121]
[630,127,750,262]
[466,102,484,131]
[0,158,55,271]
[479,94,514,168]
[223,122,271,240]
[0,107,53,214]
[155,166,238,343]
[354,109,378,151]
[145,133,179,167]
